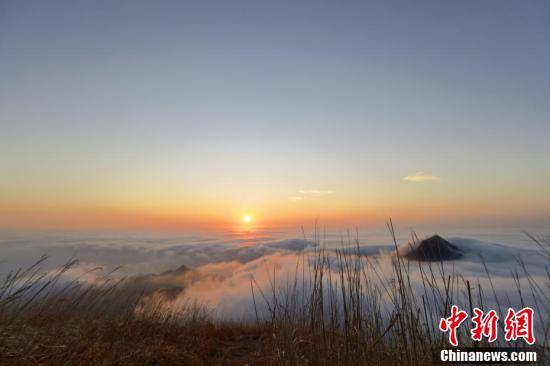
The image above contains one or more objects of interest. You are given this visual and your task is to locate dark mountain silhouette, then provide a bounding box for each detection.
[159,264,189,277]
[403,235,463,262]
[122,264,190,299]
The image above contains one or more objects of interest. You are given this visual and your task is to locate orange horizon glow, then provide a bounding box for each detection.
[2,196,550,232]
[2,171,550,232]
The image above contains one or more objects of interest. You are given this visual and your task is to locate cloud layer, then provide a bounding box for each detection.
[2,230,548,325]
[403,172,439,182]
[290,189,335,201]
[124,236,548,322]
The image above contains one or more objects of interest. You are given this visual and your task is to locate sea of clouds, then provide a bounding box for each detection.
[0,227,548,323]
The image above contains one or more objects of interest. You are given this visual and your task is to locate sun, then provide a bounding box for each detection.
[242,214,252,223]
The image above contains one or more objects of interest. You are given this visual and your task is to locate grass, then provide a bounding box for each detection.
[1,223,548,365]
[251,223,549,365]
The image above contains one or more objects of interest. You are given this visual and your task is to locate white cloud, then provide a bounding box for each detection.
[289,196,304,201]
[127,237,548,321]
[290,189,335,201]
[403,172,439,182]
[298,189,335,196]
[5,231,547,322]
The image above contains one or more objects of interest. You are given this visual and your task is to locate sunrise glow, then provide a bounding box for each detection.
[0,1,549,233]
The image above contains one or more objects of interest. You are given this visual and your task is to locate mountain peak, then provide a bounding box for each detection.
[404,235,463,262]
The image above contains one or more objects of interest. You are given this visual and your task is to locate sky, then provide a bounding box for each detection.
[1,0,549,231]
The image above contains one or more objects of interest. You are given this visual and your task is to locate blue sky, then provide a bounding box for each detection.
[1,0,549,229]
